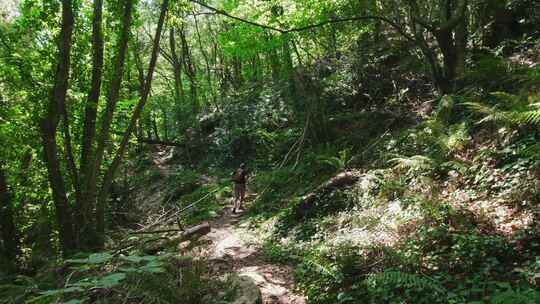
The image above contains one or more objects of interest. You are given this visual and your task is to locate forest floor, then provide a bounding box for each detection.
[194,204,306,304]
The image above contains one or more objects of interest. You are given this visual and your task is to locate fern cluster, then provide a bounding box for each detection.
[465,92,540,127]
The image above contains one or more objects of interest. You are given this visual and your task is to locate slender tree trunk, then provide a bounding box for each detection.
[267,34,281,83]
[193,12,217,109]
[78,0,104,245]
[133,40,146,96]
[0,165,18,269]
[179,26,198,112]
[232,55,242,88]
[151,112,160,141]
[39,0,76,255]
[161,107,169,140]
[169,27,184,104]
[95,0,169,247]
[282,36,297,108]
[454,8,468,78]
[61,106,80,202]
[433,28,456,85]
[83,0,133,249]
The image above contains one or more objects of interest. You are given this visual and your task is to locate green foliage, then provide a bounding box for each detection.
[489,287,540,304]
[176,183,228,226]
[466,53,509,89]
[316,149,352,172]
[277,189,352,240]
[356,271,447,303]
[390,155,435,172]
[294,253,344,304]
[168,168,201,199]
[9,252,219,304]
[465,92,540,127]
[261,238,299,264]
[27,253,167,303]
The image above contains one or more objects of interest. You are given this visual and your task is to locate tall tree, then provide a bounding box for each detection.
[39,0,76,254]
[78,0,104,246]
[95,0,170,247]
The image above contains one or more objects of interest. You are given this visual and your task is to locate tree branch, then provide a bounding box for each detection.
[439,0,468,32]
[188,0,416,42]
[189,0,284,33]
[405,0,435,31]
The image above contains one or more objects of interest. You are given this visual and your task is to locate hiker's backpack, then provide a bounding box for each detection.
[231,170,242,183]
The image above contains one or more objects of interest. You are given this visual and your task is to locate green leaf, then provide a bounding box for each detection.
[39,286,84,296]
[95,273,126,289]
[120,255,158,263]
[62,300,84,304]
[67,252,113,264]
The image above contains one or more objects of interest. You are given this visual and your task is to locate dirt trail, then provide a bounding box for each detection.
[197,206,306,304]
[149,149,304,303]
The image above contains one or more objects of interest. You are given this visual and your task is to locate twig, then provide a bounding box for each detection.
[113,236,169,255]
[252,116,311,204]
[293,116,310,169]
[176,187,220,214]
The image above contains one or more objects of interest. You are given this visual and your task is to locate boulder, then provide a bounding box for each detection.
[230,274,263,304]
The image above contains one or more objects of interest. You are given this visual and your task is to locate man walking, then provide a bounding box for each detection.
[231,163,248,213]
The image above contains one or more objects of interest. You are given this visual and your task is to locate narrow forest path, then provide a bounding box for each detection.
[150,148,305,303]
[197,206,306,304]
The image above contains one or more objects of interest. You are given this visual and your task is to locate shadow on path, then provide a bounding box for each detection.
[195,204,306,304]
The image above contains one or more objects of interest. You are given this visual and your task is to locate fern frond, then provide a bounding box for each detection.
[490,91,522,106]
[511,108,540,125]
[389,155,435,171]
[365,271,445,294]
[304,258,341,280]
[465,101,540,127]
[521,142,540,160]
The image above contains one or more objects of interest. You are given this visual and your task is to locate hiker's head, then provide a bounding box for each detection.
[240,163,246,169]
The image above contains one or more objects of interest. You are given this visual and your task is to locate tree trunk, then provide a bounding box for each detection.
[169,27,184,104]
[61,106,81,202]
[161,107,169,140]
[83,0,133,249]
[0,165,18,269]
[78,0,104,245]
[433,28,456,90]
[193,12,216,110]
[95,0,169,248]
[179,26,198,113]
[232,55,243,88]
[267,34,281,83]
[454,8,468,78]
[406,0,468,94]
[39,0,76,255]
[151,112,161,141]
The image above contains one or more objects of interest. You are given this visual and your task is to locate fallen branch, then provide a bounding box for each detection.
[143,222,211,254]
[115,222,211,255]
[130,228,184,235]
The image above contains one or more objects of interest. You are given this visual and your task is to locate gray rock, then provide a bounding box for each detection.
[230,274,263,304]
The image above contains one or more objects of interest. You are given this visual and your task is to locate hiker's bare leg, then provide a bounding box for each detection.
[232,184,240,212]
[238,185,246,210]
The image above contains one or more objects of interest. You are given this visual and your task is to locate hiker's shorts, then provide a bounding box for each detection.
[234,183,246,198]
